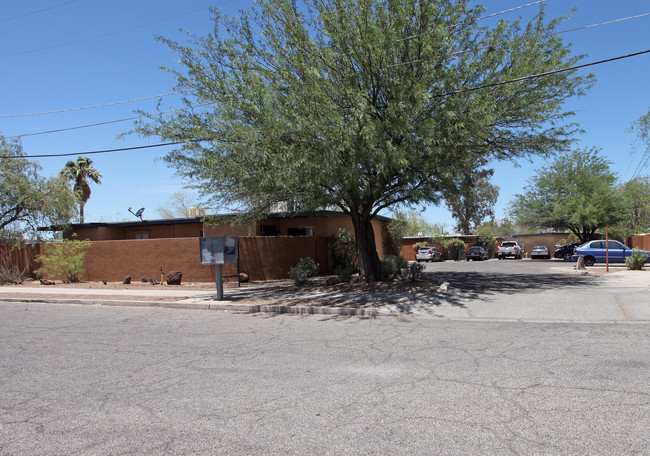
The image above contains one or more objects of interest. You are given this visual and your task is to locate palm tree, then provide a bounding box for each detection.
[61,157,102,223]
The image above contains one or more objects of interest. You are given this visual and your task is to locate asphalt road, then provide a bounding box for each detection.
[1,302,648,455]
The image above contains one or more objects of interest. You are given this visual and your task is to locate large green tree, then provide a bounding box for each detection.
[509,148,624,242]
[60,156,102,223]
[444,168,499,234]
[1,136,77,241]
[135,0,590,280]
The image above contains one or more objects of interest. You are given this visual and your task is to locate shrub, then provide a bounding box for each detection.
[35,239,91,283]
[442,238,467,261]
[329,229,357,280]
[412,241,430,251]
[288,256,319,285]
[405,262,425,282]
[625,249,647,270]
[380,255,408,280]
[476,227,496,258]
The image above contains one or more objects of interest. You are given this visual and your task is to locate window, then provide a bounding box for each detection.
[287,226,315,236]
[261,225,278,236]
[134,233,149,239]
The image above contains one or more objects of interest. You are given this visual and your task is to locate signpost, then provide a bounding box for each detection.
[199,237,239,300]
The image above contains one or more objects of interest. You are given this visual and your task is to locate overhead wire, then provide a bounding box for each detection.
[4,48,649,148]
[5,102,218,139]
[0,89,192,118]
[0,0,80,24]
[2,142,185,159]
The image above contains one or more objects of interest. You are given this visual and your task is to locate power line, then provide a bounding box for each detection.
[0,89,192,118]
[437,49,650,97]
[6,102,217,139]
[6,50,650,140]
[0,0,80,24]
[0,6,211,58]
[388,11,650,68]
[398,0,547,42]
[3,142,184,159]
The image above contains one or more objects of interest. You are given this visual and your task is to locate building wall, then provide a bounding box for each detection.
[512,233,576,256]
[52,236,330,283]
[627,234,650,250]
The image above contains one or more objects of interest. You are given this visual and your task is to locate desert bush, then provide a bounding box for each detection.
[442,238,467,261]
[412,241,430,251]
[35,239,91,283]
[380,255,408,280]
[405,262,425,282]
[329,229,357,281]
[625,249,647,270]
[288,256,319,285]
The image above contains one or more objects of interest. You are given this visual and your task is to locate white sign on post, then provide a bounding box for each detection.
[199,237,239,300]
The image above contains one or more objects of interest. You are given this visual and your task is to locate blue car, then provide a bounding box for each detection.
[572,240,650,266]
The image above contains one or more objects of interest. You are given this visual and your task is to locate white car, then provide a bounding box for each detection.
[531,245,551,259]
[416,246,442,262]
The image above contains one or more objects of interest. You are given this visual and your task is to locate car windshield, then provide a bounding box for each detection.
[533,246,546,250]
[468,247,481,251]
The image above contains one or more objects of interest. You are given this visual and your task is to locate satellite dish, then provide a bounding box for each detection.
[128,207,145,221]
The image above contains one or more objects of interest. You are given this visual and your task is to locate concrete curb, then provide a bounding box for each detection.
[0,297,385,317]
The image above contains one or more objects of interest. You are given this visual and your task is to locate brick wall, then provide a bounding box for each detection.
[32,236,330,283]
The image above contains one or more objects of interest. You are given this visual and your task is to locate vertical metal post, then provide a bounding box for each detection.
[215,264,224,301]
[605,227,609,272]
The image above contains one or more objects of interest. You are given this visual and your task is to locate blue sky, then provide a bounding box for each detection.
[1,0,649,229]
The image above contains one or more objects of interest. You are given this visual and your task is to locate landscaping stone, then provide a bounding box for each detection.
[39,279,55,285]
[167,270,182,286]
[239,273,249,283]
[122,276,131,284]
[326,277,340,286]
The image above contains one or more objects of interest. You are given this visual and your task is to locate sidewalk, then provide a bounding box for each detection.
[1,266,649,322]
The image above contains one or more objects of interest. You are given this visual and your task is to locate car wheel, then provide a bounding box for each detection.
[498,255,502,260]
[563,253,572,262]
[584,256,595,267]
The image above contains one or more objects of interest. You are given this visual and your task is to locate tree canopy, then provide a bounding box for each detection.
[444,167,499,234]
[135,0,591,280]
[1,136,77,242]
[508,148,624,242]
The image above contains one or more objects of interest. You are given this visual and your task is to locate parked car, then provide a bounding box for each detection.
[571,240,650,266]
[531,245,551,259]
[554,242,582,261]
[416,246,442,262]
[465,246,489,261]
[497,241,522,259]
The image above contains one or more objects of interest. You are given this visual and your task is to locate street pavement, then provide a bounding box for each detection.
[1,261,649,323]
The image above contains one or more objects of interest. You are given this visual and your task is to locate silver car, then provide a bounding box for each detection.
[416,246,442,262]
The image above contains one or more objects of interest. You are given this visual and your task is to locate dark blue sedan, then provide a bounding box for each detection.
[572,240,650,266]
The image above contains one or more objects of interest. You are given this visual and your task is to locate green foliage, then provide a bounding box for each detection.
[1,136,77,242]
[625,249,647,270]
[404,262,425,283]
[412,241,430,251]
[476,227,497,258]
[288,256,320,285]
[442,238,467,261]
[444,167,499,234]
[134,0,591,281]
[35,239,91,283]
[611,176,650,238]
[509,148,624,242]
[380,255,408,281]
[60,156,102,223]
[329,228,357,281]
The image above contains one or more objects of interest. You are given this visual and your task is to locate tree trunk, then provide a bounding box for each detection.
[350,211,382,282]
[79,202,85,224]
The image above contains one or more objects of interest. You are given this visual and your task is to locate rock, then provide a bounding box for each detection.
[575,256,585,270]
[123,276,131,284]
[39,279,55,285]
[102,279,107,285]
[141,276,158,285]
[325,277,340,286]
[166,270,182,285]
[439,281,450,292]
[239,273,249,283]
